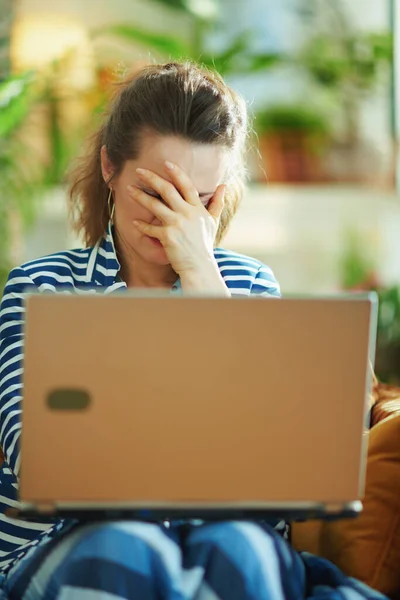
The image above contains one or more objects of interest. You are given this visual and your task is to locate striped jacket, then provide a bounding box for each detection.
[0,225,280,573]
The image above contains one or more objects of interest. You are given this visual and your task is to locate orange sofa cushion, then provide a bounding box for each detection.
[292,380,400,598]
[370,382,400,427]
[318,413,400,597]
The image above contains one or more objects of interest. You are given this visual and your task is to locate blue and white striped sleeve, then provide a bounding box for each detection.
[0,267,37,477]
[251,266,281,298]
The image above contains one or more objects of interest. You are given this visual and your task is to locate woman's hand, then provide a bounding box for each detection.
[128,161,229,295]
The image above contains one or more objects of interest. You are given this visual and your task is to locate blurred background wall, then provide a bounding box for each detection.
[1,0,400,382]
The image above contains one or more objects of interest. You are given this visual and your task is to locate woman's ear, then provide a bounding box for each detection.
[100,145,114,184]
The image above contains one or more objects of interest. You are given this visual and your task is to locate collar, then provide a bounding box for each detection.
[86,221,181,293]
[86,221,123,290]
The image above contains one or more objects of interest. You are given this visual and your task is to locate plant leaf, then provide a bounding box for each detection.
[92,25,192,60]
[0,72,35,138]
[245,52,284,73]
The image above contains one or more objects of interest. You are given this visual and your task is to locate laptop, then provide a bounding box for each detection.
[15,292,377,522]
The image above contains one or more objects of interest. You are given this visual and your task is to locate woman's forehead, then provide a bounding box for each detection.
[127,134,230,190]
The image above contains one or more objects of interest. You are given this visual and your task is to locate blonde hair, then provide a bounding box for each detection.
[68,61,248,246]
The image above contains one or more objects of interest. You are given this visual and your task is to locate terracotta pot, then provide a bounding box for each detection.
[257,131,326,183]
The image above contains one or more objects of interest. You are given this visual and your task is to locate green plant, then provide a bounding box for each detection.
[296,0,393,145]
[255,104,331,137]
[339,229,378,291]
[374,285,400,385]
[0,51,96,292]
[378,286,400,348]
[339,229,400,383]
[92,0,282,77]
[0,72,39,289]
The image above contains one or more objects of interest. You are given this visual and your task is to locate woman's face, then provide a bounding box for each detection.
[101,134,230,266]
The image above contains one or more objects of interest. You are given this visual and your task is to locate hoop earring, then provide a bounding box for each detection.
[107,187,115,222]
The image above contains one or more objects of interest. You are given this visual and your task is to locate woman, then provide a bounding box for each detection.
[0,62,386,599]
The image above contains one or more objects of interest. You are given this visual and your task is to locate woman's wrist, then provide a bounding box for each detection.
[179,261,230,296]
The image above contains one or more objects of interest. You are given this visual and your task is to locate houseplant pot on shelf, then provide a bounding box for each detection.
[254,103,331,183]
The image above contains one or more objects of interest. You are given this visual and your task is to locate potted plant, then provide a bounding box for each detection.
[254,103,331,183]
[339,229,400,384]
[296,0,393,183]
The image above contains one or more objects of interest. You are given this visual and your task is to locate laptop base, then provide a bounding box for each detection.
[8,501,363,523]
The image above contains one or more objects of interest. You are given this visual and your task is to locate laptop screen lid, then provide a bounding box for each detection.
[18,293,377,519]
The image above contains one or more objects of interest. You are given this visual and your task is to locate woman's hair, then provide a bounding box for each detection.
[68,61,248,247]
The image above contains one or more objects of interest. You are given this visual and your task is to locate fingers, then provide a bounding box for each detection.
[164,161,201,206]
[127,185,175,223]
[133,165,224,220]
[207,184,226,219]
[133,220,164,240]
[135,168,185,211]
